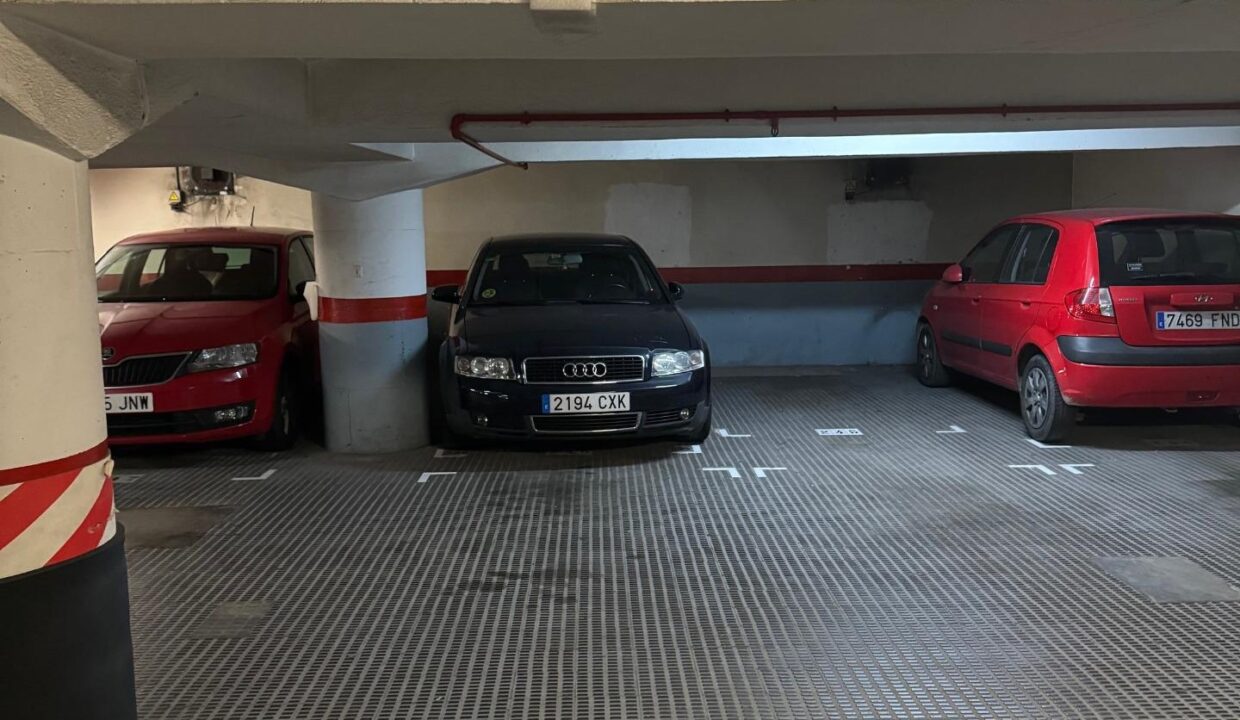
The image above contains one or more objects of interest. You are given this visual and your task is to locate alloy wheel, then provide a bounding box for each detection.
[918,331,934,378]
[1023,367,1050,428]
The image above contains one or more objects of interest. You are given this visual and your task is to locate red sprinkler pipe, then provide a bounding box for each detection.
[451,100,1240,168]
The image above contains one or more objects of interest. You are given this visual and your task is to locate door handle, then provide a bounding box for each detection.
[1020,301,1033,309]
[971,297,982,304]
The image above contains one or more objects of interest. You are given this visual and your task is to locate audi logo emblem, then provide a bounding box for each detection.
[563,362,607,378]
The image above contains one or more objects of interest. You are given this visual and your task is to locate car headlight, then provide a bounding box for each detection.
[454,355,516,380]
[186,343,259,373]
[651,349,706,377]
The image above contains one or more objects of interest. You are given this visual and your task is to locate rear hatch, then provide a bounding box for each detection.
[1097,218,1240,346]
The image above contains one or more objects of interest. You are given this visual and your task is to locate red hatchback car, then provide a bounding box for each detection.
[95,227,318,449]
[918,209,1240,441]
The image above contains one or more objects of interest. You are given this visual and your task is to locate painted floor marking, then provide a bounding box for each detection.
[817,428,863,436]
[753,467,788,479]
[1027,438,1072,449]
[434,448,468,459]
[936,425,967,434]
[1060,463,1096,475]
[675,444,703,455]
[113,473,145,484]
[716,429,752,438]
[702,467,742,479]
[417,471,457,484]
[232,469,276,482]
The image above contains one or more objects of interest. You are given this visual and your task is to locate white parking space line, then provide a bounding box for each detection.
[112,474,144,485]
[1060,464,1096,475]
[816,428,863,436]
[702,467,742,479]
[1027,438,1072,449]
[936,425,967,434]
[232,469,276,482]
[417,471,457,484]
[716,429,752,438]
[434,448,468,459]
[674,444,703,455]
[1008,464,1057,476]
[752,467,788,479]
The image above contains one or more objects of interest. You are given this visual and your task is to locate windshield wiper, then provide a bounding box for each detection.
[572,299,652,305]
[1128,272,1230,284]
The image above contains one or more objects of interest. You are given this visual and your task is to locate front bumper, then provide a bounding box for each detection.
[444,368,710,440]
[105,363,275,445]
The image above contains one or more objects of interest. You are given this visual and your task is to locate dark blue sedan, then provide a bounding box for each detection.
[432,234,712,444]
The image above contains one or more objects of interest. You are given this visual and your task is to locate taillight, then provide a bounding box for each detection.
[1065,287,1116,323]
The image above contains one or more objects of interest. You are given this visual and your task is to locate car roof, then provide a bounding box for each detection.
[486,233,636,251]
[116,227,307,246]
[1010,208,1237,227]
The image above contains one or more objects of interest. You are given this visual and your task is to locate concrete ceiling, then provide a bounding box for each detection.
[5,0,1240,198]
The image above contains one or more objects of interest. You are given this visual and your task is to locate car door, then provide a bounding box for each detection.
[938,224,1022,373]
[978,223,1060,387]
[287,235,320,382]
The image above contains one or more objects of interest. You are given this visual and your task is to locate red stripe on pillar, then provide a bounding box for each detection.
[0,440,109,487]
[0,468,78,550]
[422,264,947,287]
[320,295,428,323]
[46,475,114,566]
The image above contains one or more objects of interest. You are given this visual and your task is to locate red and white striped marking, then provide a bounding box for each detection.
[0,444,116,579]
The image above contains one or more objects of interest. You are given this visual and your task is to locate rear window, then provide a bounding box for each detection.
[1096,219,1240,286]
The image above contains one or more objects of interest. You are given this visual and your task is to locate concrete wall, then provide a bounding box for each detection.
[89,168,313,258]
[1072,148,1240,213]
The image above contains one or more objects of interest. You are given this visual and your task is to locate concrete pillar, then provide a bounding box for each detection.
[0,135,136,718]
[312,188,430,452]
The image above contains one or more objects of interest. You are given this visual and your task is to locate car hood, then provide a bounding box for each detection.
[98,301,268,359]
[461,303,694,356]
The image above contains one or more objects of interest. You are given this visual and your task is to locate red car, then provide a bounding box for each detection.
[96,227,318,449]
[917,209,1240,441]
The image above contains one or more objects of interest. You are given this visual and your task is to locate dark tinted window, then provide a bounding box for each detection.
[1007,224,1059,284]
[96,244,278,301]
[288,237,316,294]
[471,246,662,305]
[1096,220,1240,286]
[962,225,1021,283]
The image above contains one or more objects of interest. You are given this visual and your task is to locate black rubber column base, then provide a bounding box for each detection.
[0,527,137,720]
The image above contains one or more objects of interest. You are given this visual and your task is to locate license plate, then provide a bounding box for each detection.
[1157,310,1240,331]
[541,392,630,414]
[105,393,154,414]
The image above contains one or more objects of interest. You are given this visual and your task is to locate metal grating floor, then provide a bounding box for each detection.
[115,367,1240,720]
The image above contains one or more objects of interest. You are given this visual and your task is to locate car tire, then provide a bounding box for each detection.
[254,369,300,451]
[915,323,952,388]
[1020,355,1075,442]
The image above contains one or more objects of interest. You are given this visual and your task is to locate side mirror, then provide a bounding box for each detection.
[302,281,321,321]
[431,285,462,304]
[941,264,965,284]
[667,282,685,301]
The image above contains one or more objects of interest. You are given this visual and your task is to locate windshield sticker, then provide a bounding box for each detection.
[481,288,497,299]
[1126,262,1144,272]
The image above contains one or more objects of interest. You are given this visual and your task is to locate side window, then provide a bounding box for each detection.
[299,235,315,265]
[961,225,1021,283]
[1007,224,1060,284]
[287,237,316,295]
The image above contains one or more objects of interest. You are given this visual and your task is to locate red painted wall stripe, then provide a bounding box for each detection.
[424,263,947,288]
[320,295,428,323]
[0,468,79,549]
[0,440,109,488]
[47,475,115,566]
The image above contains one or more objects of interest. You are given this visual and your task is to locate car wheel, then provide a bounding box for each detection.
[915,323,952,387]
[1020,355,1075,442]
[254,370,300,451]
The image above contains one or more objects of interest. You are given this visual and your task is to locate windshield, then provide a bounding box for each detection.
[1096,220,1240,286]
[470,246,664,305]
[97,244,279,302]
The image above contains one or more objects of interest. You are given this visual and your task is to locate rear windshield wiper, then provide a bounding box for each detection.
[1127,272,1231,283]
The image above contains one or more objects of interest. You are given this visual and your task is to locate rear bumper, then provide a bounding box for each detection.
[105,364,275,445]
[1054,338,1240,407]
[1058,336,1240,366]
